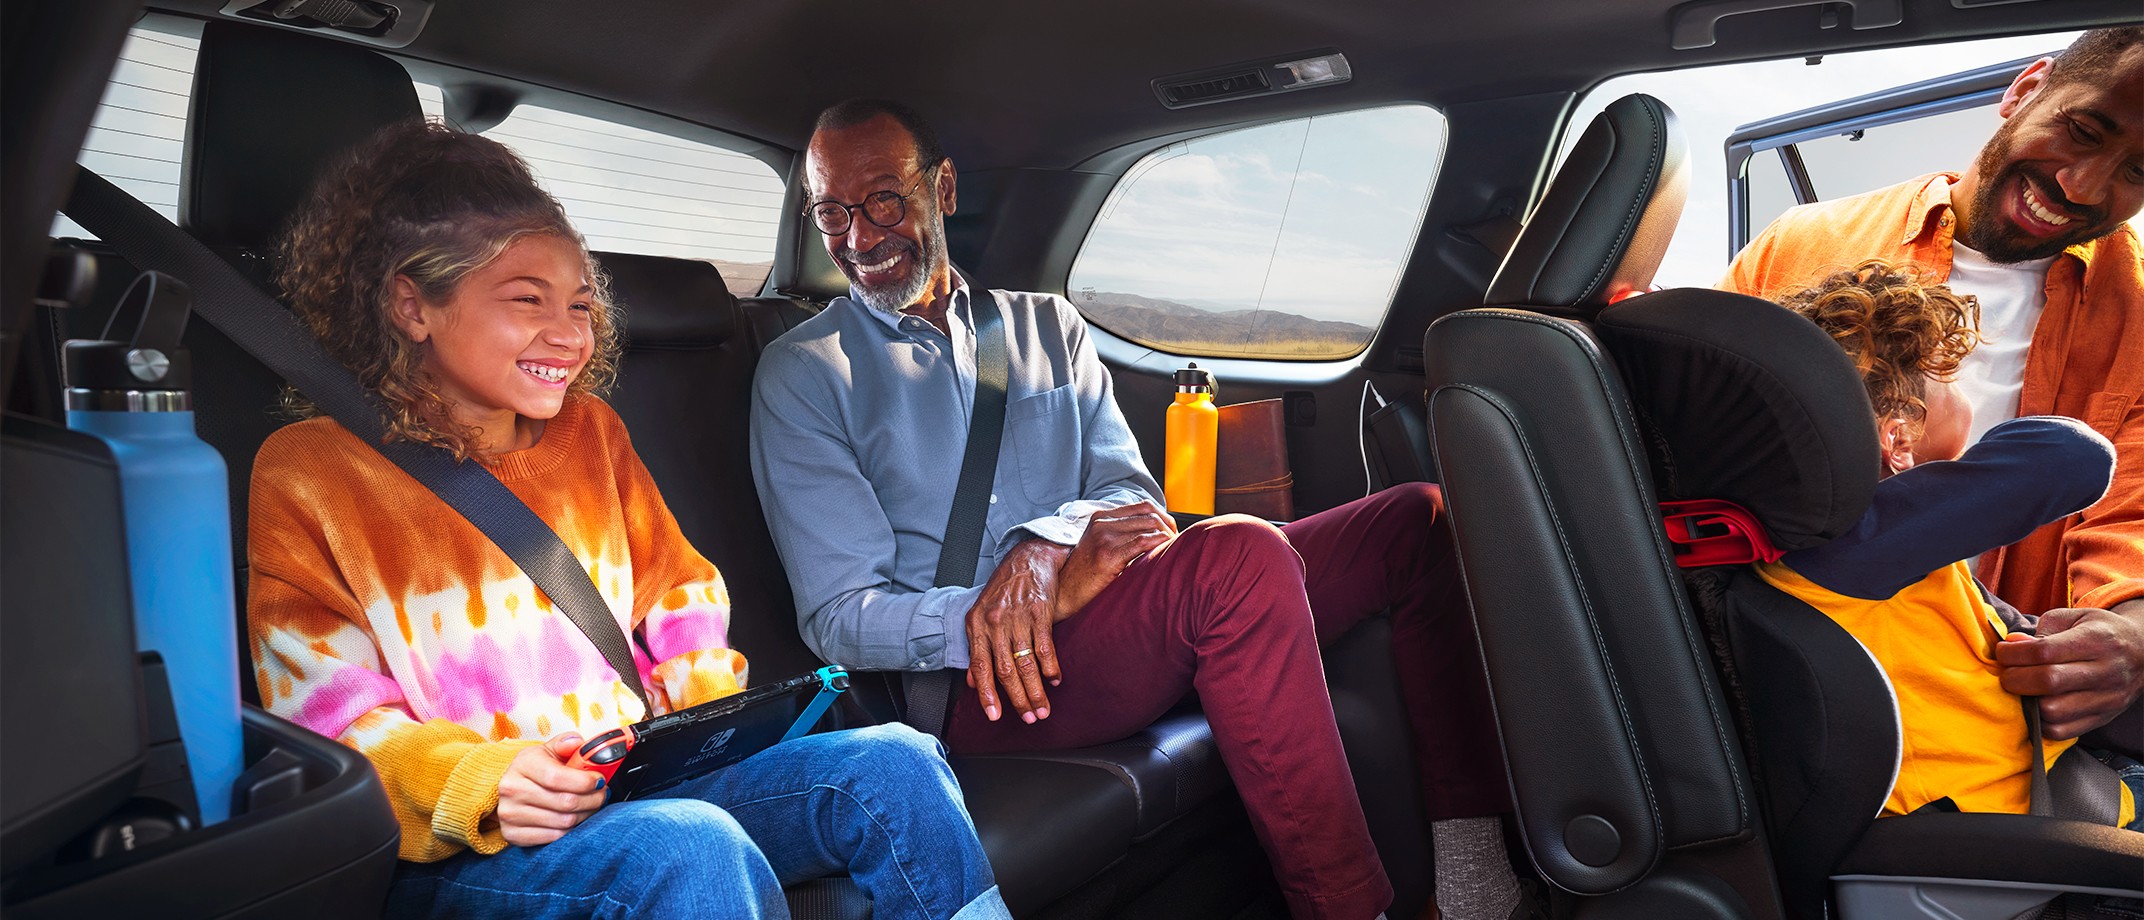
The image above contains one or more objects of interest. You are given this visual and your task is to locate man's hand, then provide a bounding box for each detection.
[497,733,607,847]
[1997,598,2144,740]
[966,539,1072,724]
[1054,500,1176,620]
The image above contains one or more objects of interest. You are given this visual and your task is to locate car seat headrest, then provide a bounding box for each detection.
[180,21,422,251]
[1594,288,1878,553]
[1486,93,1687,319]
[597,252,739,349]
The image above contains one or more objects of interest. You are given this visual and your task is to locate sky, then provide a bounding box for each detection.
[1071,29,2111,325]
[1070,104,1444,324]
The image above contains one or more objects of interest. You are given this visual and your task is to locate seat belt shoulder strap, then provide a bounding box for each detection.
[906,275,1008,738]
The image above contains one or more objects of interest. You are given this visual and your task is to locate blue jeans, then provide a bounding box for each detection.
[385,724,1010,920]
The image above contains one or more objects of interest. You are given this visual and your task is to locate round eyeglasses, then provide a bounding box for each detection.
[805,163,940,236]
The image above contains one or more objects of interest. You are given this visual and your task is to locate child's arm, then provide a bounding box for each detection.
[249,570,539,861]
[1783,417,2115,600]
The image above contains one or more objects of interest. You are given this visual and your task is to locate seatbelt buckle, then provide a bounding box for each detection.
[1659,499,1783,568]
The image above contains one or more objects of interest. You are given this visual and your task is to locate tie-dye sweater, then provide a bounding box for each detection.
[247,393,747,862]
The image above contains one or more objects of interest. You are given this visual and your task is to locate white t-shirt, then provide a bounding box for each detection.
[1945,239,2056,445]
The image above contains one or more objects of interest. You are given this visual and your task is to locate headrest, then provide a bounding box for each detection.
[775,192,852,302]
[599,252,739,349]
[1487,94,1687,319]
[1594,288,1878,553]
[180,21,421,250]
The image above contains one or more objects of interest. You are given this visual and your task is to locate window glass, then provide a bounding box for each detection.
[54,28,199,238]
[1558,32,2085,289]
[1794,104,2004,201]
[1068,105,1446,361]
[481,104,782,297]
[60,26,782,298]
[1744,147,1799,241]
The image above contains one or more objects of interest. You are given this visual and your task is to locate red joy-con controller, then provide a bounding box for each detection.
[564,726,635,785]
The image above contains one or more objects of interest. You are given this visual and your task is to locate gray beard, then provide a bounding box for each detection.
[855,256,934,315]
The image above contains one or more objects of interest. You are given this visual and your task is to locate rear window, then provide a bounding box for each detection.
[59,24,782,298]
[1067,104,1446,361]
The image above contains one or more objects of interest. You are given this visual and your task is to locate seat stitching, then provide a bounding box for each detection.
[1432,374,1662,890]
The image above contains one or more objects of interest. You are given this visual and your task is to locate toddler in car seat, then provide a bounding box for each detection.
[247,118,1009,918]
[1753,259,2136,826]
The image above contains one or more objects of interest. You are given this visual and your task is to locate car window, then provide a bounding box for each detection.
[1558,32,2085,289]
[1066,104,1446,361]
[54,26,199,236]
[59,25,781,299]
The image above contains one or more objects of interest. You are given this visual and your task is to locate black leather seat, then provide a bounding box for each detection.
[1424,93,1789,918]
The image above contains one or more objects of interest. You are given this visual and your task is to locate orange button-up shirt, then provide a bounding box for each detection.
[1723,173,2144,616]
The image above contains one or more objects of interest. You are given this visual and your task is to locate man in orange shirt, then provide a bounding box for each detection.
[1723,26,2144,744]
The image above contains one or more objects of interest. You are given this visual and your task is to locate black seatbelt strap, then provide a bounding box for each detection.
[2024,696,2123,824]
[905,274,1008,738]
[63,166,653,715]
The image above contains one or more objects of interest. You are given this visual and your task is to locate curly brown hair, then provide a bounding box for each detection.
[1775,259,1981,441]
[275,119,619,459]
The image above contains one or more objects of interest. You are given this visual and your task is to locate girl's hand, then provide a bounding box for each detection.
[496,733,607,846]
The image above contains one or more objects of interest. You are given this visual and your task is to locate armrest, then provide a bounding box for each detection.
[1836,813,2144,891]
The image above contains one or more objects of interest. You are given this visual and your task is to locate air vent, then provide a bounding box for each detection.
[1161,70,1271,107]
[1152,50,1352,110]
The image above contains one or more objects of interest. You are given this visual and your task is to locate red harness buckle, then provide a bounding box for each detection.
[1659,499,1783,568]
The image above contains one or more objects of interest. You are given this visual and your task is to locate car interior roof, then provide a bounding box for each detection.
[147,0,2139,171]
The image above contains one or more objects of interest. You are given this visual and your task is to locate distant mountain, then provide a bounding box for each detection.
[1071,290,1373,359]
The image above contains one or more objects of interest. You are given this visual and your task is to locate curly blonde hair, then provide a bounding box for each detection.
[275,119,619,460]
[1776,259,1981,440]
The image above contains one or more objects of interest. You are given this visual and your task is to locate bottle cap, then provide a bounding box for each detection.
[1174,362,1214,393]
[62,270,195,406]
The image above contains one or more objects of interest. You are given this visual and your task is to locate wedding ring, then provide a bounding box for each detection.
[1013,648,1035,659]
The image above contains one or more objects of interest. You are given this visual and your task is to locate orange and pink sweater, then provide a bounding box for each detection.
[247,394,747,862]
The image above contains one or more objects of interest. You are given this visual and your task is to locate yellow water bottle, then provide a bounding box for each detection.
[1165,362,1219,515]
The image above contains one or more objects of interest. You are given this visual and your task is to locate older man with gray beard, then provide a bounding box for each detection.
[749,99,1537,920]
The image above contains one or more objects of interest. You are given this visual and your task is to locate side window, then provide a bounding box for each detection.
[476,104,783,298]
[54,26,200,238]
[1067,105,1446,361]
[1558,31,2081,289]
[60,25,781,299]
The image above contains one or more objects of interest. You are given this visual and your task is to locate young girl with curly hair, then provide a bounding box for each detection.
[248,119,1011,918]
[1760,260,2134,825]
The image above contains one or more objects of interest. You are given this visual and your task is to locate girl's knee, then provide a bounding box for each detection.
[827,724,958,794]
[625,799,755,858]
[609,800,781,915]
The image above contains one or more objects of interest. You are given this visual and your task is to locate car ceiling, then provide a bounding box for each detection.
[152,0,2137,172]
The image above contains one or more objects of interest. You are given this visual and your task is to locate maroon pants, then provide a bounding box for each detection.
[945,484,1505,920]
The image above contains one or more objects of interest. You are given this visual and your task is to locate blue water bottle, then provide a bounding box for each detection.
[64,271,241,826]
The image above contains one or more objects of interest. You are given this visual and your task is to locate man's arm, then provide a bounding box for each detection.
[1001,296,1165,549]
[2065,394,2144,613]
[1998,399,2144,741]
[750,342,984,672]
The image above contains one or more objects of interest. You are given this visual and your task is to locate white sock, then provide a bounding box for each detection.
[1431,816,1521,920]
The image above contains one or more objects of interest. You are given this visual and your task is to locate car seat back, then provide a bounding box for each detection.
[1592,288,1893,919]
[1424,93,1788,918]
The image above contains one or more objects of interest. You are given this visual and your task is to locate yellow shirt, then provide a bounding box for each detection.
[1756,560,2073,817]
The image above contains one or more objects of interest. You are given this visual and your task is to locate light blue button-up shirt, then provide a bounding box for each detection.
[750,280,1161,671]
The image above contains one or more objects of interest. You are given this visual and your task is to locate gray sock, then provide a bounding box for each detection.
[1431,816,1521,920]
